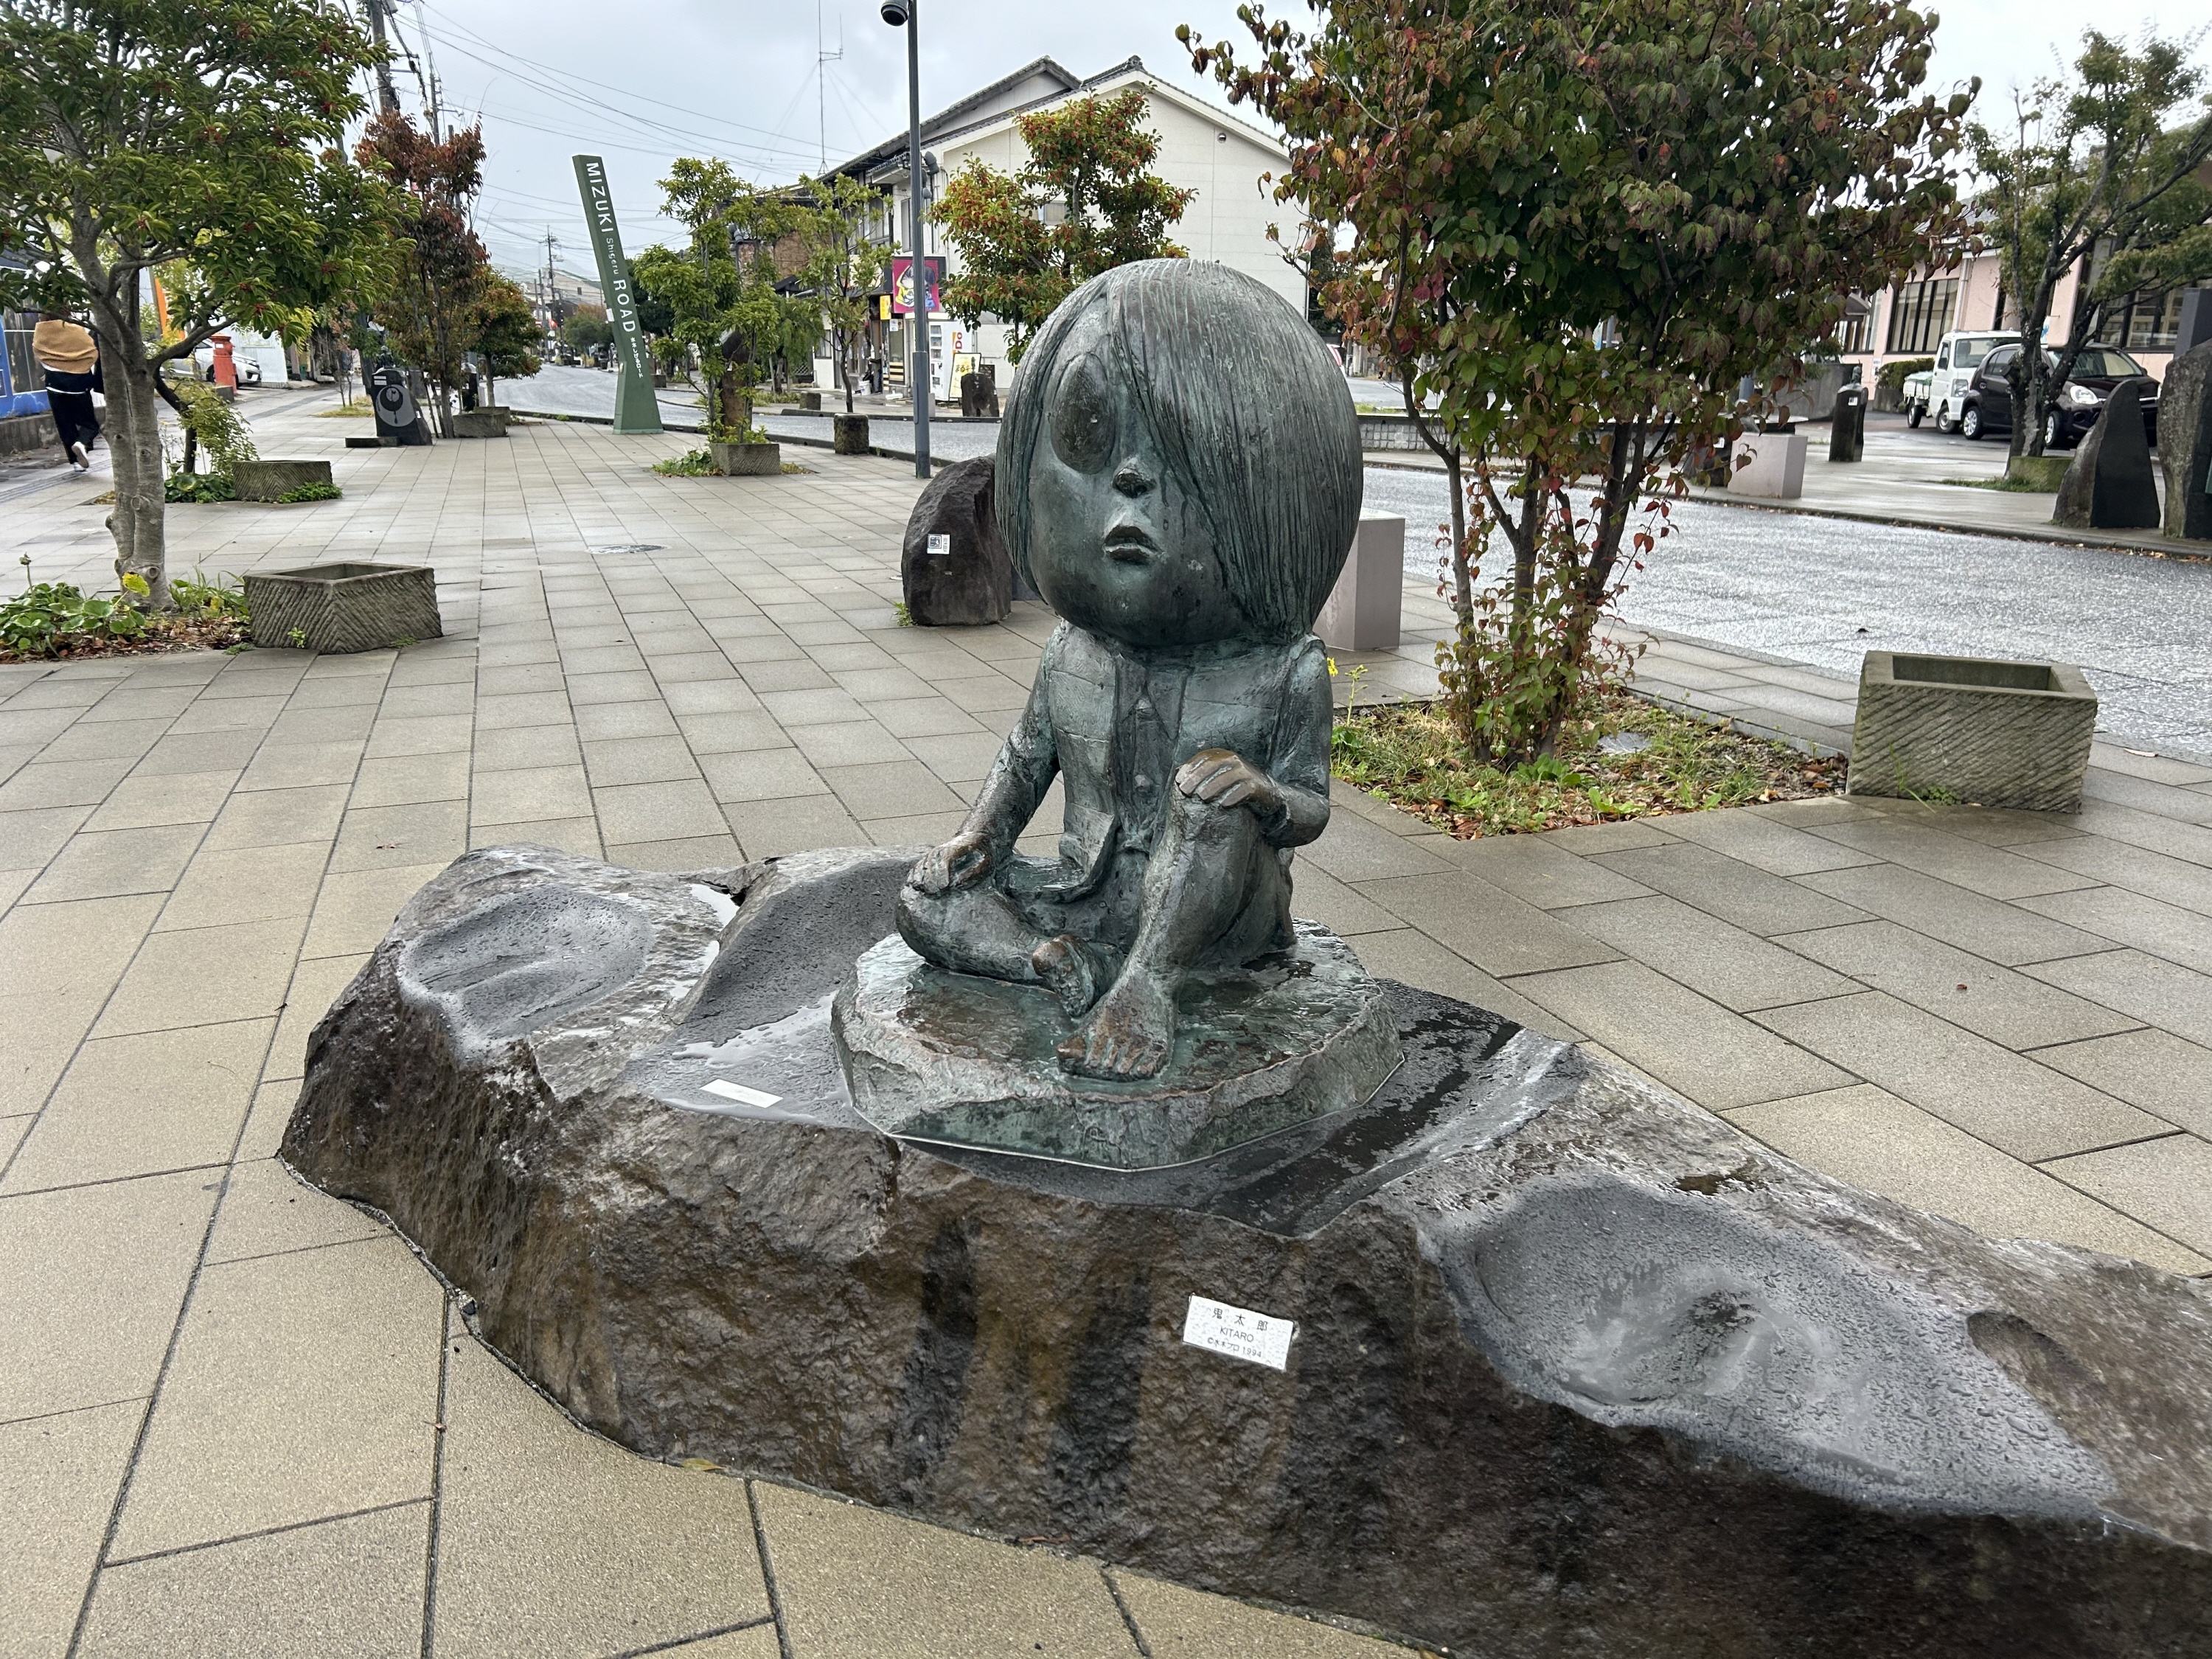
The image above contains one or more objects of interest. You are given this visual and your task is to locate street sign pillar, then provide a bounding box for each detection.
[572,154,663,436]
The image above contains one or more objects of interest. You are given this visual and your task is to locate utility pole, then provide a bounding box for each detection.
[817,1,843,173]
[364,0,399,116]
[880,0,929,479]
[541,230,560,336]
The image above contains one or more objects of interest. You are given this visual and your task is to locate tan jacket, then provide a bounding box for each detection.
[32,320,99,375]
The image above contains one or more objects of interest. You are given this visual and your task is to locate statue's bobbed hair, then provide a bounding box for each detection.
[998,260,1363,643]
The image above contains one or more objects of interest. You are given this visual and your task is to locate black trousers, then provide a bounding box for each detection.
[42,367,100,455]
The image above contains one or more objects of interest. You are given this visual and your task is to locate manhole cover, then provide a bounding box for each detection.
[596,543,663,556]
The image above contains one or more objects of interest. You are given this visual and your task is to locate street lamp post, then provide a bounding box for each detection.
[880,0,930,479]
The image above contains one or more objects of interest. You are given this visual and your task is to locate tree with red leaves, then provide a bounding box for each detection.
[356,114,497,437]
[1186,1,1975,763]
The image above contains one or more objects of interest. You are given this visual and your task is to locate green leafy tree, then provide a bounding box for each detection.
[0,0,390,606]
[931,88,1196,361]
[1972,33,2212,459]
[467,273,541,406]
[560,303,614,353]
[1189,0,1972,764]
[357,114,495,437]
[796,173,894,413]
[631,159,803,438]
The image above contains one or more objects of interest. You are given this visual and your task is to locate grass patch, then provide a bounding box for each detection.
[780,460,810,474]
[0,570,248,662]
[1331,688,1843,837]
[276,480,342,502]
[653,447,716,477]
[1941,473,2053,492]
[164,471,235,503]
[313,404,374,418]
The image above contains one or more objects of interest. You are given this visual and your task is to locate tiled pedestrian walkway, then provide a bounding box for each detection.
[4,404,2209,1656]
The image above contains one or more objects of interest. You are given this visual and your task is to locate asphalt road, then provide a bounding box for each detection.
[1363,466,2212,761]
[508,366,2212,758]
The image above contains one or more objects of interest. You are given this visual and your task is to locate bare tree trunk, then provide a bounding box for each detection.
[103,342,173,609]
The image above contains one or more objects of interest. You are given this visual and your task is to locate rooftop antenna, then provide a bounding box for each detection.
[817,2,843,171]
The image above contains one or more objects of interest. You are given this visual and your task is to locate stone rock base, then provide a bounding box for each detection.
[283,845,2212,1658]
[832,924,1402,1168]
[901,455,1010,625]
[2056,379,2160,530]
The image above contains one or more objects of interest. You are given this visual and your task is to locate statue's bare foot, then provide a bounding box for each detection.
[1032,934,1113,1018]
[1057,973,1175,1079]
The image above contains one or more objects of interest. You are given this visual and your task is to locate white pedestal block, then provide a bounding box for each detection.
[1728,431,1809,499]
[1316,511,1405,651]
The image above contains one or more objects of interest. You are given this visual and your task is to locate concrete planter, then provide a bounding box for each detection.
[246,562,442,655]
[231,459,334,501]
[832,414,870,455]
[1315,510,1405,651]
[1846,650,2096,813]
[451,408,509,438]
[709,440,781,477]
[1727,431,1809,499]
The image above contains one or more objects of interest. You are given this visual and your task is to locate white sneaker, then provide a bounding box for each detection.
[69,442,89,470]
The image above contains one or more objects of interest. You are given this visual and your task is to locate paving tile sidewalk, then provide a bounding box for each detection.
[4,401,2211,1656]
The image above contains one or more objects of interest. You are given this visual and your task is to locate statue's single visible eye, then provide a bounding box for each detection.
[1050,355,1116,473]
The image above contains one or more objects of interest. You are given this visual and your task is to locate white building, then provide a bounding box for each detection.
[822,55,1303,400]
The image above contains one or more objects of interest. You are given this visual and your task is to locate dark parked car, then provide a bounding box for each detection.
[1957,343,2158,450]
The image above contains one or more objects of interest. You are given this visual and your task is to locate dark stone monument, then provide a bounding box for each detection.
[2054,378,2160,531]
[899,454,1011,627]
[2158,341,2212,543]
[832,412,869,454]
[959,364,1000,418]
[369,363,431,447]
[1829,383,1866,462]
[283,843,2212,1658]
[279,257,2212,1658]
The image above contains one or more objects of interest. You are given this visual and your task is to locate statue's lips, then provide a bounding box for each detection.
[1103,527,1158,562]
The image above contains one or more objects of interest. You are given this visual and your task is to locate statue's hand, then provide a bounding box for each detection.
[911,830,993,894]
[1175,748,1282,816]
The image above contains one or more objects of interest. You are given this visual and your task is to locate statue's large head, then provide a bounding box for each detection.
[997,260,1362,650]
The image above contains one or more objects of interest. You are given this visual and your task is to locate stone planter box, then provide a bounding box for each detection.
[1315,510,1405,651]
[832,414,870,455]
[709,440,781,477]
[799,391,822,411]
[451,408,509,438]
[246,562,442,655]
[1727,431,1808,498]
[231,459,334,501]
[1846,650,2096,813]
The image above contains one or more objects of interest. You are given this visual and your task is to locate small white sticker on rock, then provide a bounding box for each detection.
[700,1079,782,1109]
[927,533,951,557]
[1181,1294,1295,1371]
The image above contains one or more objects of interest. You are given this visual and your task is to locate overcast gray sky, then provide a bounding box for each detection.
[387,0,2205,280]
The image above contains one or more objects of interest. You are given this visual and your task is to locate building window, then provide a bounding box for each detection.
[1836,296,1874,355]
[2112,283,2207,352]
[1885,277,1958,355]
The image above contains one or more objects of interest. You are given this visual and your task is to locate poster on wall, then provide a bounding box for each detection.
[891,257,945,316]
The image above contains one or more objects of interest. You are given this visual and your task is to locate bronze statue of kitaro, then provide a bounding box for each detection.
[897,259,1363,1080]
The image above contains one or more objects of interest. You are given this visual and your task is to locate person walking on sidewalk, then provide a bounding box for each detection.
[32,313,102,471]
